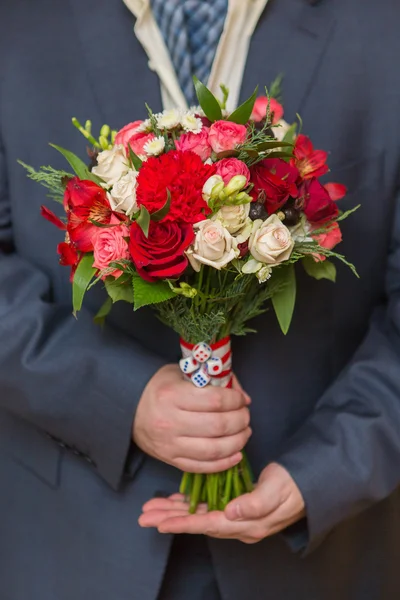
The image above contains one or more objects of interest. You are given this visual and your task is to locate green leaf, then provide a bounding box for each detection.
[268,73,284,102]
[105,276,135,303]
[49,144,103,185]
[271,265,296,335]
[262,151,294,160]
[193,76,223,122]
[151,189,171,222]
[256,140,294,151]
[72,254,96,316]
[215,150,240,159]
[281,122,298,146]
[228,87,258,125]
[93,297,113,325]
[132,273,176,311]
[302,256,337,282]
[128,144,143,170]
[137,206,151,238]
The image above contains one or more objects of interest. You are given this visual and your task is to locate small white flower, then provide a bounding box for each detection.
[257,265,272,283]
[135,119,153,133]
[181,111,203,134]
[289,218,313,243]
[143,136,166,156]
[108,169,139,216]
[242,258,263,274]
[156,109,181,130]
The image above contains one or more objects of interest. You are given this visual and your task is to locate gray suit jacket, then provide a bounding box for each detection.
[1,0,400,598]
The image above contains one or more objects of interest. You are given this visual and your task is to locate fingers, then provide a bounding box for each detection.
[177,386,249,413]
[173,451,244,474]
[231,375,251,405]
[176,428,252,462]
[176,407,250,438]
[155,511,262,542]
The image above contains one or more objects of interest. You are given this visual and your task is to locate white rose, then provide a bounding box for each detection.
[272,119,291,142]
[143,136,165,156]
[156,109,181,130]
[213,203,250,235]
[187,220,239,271]
[108,170,139,216]
[249,214,294,265]
[202,175,224,202]
[92,144,129,186]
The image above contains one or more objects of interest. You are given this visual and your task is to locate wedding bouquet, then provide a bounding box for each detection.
[20,78,358,513]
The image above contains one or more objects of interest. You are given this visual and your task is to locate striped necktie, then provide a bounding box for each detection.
[150,0,228,106]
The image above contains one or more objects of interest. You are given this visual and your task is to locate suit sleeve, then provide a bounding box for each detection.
[277,188,400,554]
[0,138,165,491]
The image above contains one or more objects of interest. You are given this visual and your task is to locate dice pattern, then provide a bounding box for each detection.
[179,341,229,388]
[192,342,212,363]
[179,356,198,374]
[191,365,211,388]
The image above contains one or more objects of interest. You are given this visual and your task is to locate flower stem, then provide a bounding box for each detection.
[189,473,204,514]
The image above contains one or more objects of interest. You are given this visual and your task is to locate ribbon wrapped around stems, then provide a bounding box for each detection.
[179,336,254,513]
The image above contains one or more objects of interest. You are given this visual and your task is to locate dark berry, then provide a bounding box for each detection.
[283,206,301,226]
[249,203,268,221]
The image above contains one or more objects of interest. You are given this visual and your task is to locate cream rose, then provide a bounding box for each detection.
[187,220,238,271]
[108,170,139,216]
[213,203,251,237]
[249,214,294,264]
[92,144,128,186]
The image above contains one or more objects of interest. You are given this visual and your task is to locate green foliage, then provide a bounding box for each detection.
[18,161,72,203]
[128,144,143,170]
[136,206,150,237]
[302,256,337,282]
[156,296,227,344]
[271,265,297,335]
[72,254,97,316]
[228,87,258,125]
[132,273,175,310]
[336,204,361,223]
[105,276,134,304]
[296,242,359,277]
[93,297,113,325]
[49,144,103,185]
[193,76,223,122]
[281,122,297,146]
[268,73,284,103]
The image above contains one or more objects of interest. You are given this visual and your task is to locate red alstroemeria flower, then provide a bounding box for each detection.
[301,178,339,224]
[324,182,347,201]
[292,134,329,180]
[41,205,66,230]
[57,240,80,281]
[64,177,113,252]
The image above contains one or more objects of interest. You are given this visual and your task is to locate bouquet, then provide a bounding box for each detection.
[20,78,358,514]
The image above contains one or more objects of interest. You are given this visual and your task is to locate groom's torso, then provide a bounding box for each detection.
[1,0,400,599]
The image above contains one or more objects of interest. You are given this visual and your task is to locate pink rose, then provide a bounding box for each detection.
[127,132,155,156]
[251,97,284,125]
[115,121,144,148]
[312,223,342,262]
[92,216,130,279]
[208,120,247,154]
[215,158,251,185]
[175,128,212,161]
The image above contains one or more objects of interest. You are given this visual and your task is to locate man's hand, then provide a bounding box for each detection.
[133,365,252,473]
[138,463,305,544]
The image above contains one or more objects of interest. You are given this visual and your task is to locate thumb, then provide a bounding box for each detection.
[225,484,280,521]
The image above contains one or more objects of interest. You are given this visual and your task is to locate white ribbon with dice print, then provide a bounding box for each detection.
[178,336,254,513]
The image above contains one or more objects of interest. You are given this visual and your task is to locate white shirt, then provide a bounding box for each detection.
[122,0,269,111]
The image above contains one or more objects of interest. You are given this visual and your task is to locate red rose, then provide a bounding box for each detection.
[291,134,328,180]
[129,220,194,282]
[64,178,113,252]
[250,158,299,214]
[302,178,340,224]
[137,151,215,224]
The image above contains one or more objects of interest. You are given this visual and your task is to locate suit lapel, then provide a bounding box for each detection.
[68,0,162,129]
[242,0,336,120]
